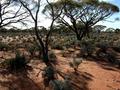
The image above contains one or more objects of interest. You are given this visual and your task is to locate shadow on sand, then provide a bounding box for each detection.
[0,67,42,90]
[87,56,120,72]
[61,70,94,90]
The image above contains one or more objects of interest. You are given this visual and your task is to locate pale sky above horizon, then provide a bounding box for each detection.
[9,0,120,29]
[41,0,120,29]
[97,0,120,29]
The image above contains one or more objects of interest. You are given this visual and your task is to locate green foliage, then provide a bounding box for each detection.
[51,35,77,50]
[96,41,109,50]
[106,52,116,63]
[0,42,10,51]
[27,44,40,56]
[0,51,28,71]
[69,57,83,72]
[50,79,73,90]
[99,2,119,12]
[51,42,64,50]
[115,28,120,33]
[80,39,95,57]
[42,65,73,90]
[50,80,63,90]
[112,47,120,53]
[48,51,57,63]
[43,66,55,80]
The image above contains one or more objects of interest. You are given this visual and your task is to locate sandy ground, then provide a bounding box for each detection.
[0,50,120,90]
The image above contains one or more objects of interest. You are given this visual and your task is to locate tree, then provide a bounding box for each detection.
[15,0,68,87]
[93,25,106,33]
[105,28,115,33]
[12,0,66,88]
[15,0,65,65]
[47,0,119,40]
[0,0,28,28]
[115,28,120,33]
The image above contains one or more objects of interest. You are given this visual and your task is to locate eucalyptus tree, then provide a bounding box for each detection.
[12,0,65,63]
[0,0,28,28]
[76,0,119,38]
[44,0,119,40]
[16,0,68,89]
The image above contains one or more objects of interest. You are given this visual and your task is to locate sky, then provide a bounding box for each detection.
[97,0,120,29]
[8,0,120,29]
[40,0,120,29]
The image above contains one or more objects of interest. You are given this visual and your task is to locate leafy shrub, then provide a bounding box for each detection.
[112,46,120,53]
[96,41,109,50]
[80,39,95,57]
[112,41,120,52]
[0,51,28,71]
[61,50,70,57]
[0,42,10,51]
[96,41,109,57]
[69,57,83,72]
[49,79,73,90]
[27,44,40,56]
[106,53,116,63]
[49,80,63,90]
[42,65,73,90]
[51,42,64,50]
[42,66,56,87]
[48,51,57,63]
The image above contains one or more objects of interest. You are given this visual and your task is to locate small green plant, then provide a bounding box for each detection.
[42,65,73,90]
[42,65,56,87]
[51,42,64,50]
[80,39,95,57]
[106,53,116,63]
[69,57,83,73]
[0,51,28,71]
[48,51,57,63]
[49,78,73,90]
[61,50,70,57]
[0,42,10,51]
[27,44,40,57]
[96,41,109,57]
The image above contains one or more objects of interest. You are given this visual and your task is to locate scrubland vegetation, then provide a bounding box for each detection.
[0,0,120,90]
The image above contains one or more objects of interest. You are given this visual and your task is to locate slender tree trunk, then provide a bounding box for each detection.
[76,33,82,41]
[34,21,50,65]
[86,26,90,38]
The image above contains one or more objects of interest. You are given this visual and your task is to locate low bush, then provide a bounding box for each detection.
[42,66,73,90]
[112,46,120,53]
[80,39,95,57]
[61,50,70,57]
[27,44,40,56]
[49,79,73,90]
[0,42,10,51]
[48,51,57,63]
[51,43,64,50]
[0,51,28,71]
[69,57,83,72]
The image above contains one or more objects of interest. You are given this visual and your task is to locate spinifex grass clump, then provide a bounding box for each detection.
[27,44,40,57]
[51,42,64,50]
[0,51,28,71]
[80,39,95,57]
[96,41,109,57]
[42,65,73,90]
[48,51,57,64]
[0,42,10,51]
[49,78,73,90]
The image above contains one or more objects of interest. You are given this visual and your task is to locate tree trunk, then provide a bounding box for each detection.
[42,49,49,65]
[76,33,81,41]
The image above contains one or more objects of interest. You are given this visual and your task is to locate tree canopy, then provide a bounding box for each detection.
[43,0,119,40]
